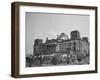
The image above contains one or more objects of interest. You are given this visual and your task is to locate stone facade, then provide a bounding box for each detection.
[33,30,89,65]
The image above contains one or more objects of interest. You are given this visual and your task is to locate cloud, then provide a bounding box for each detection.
[47,31,57,39]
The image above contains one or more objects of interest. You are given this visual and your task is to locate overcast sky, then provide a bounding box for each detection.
[25,12,90,55]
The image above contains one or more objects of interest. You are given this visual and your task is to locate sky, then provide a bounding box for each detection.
[25,12,90,55]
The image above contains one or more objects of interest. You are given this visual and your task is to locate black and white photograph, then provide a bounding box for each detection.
[25,13,90,67]
[11,2,97,78]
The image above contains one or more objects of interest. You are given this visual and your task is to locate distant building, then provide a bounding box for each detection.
[33,30,89,64]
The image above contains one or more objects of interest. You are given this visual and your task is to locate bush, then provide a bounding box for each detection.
[77,54,83,62]
[51,56,58,65]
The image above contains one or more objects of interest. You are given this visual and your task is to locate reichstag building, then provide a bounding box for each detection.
[32,30,89,66]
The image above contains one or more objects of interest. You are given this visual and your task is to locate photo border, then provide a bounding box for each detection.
[11,2,98,78]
